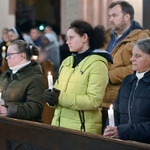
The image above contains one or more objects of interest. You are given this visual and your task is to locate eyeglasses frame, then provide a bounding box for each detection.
[6,52,22,58]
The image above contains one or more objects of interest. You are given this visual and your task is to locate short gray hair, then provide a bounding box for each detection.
[134,38,150,55]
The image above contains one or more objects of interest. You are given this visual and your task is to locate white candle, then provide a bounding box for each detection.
[108,104,115,127]
[47,71,53,89]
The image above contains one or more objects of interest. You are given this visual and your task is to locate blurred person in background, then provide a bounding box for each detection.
[0,28,11,70]
[23,32,35,46]
[39,33,60,80]
[44,25,58,41]
[8,27,24,42]
[30,27,42,47]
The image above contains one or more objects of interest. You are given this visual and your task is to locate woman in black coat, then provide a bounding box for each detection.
[104,38,150,143]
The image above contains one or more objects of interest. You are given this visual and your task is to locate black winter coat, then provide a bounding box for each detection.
[114,71,150,143]
[0,60,46,121]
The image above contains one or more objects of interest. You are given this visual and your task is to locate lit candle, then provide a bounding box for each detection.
[108,104,115,127]
[2,46,6,52]
[47,71,53,89]
[2,46,6,58]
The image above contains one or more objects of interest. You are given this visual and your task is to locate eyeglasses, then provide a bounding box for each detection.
[6,52,22,58]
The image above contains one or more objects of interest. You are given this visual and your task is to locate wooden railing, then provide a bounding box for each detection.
[0,116,149,150]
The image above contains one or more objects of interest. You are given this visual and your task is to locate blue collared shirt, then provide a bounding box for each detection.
[106,22,134,53]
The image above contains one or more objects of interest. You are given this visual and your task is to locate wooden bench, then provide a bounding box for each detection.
[0,116,150,150]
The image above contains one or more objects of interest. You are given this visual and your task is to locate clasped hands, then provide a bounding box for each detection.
[103,126,119,139]
[43,88,60,106]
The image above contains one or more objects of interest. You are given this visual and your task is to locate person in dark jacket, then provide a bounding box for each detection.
[40,33,60,77]
[0,40,45,121]
[103,38,150,143]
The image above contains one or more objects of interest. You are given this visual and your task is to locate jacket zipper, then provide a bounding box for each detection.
[128,79,139,124]
[79,110,85,131]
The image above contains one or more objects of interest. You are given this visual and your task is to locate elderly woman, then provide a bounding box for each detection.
[0,40,45,121]
[104,38,150,143]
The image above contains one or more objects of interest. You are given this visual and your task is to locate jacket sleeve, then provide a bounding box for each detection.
[7,76,45,120]
[117,122,150,143]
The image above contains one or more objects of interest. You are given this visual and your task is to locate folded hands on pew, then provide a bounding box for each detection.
[103,126,119,139]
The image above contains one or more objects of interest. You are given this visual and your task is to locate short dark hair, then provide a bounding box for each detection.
[108,1,134,21]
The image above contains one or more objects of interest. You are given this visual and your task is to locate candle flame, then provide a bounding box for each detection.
[2,46,6,51]
[48,71,51,75]
[110,104,113,109]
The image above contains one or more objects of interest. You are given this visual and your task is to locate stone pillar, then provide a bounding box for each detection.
[0,0,15,37]
[61,0,83,34]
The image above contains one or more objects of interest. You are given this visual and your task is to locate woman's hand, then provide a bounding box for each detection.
[103,126,119,139]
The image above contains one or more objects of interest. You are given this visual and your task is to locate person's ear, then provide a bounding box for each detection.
[82,33,88,43]
[124,13,130,22]
[21,53,26,59]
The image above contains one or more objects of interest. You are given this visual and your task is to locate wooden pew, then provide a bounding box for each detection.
[0,116,149,150]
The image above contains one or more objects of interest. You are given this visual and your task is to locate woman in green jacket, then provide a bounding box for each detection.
[44,20,113,134]
[0,40,45,121]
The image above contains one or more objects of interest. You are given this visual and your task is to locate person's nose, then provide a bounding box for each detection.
[109,16,113,22]
[130,55,134,62]
[66,39,70,45]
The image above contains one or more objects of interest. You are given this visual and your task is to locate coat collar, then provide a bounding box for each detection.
[130,71,150,83]
[2,60,42,80]
[61,54,108,74]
